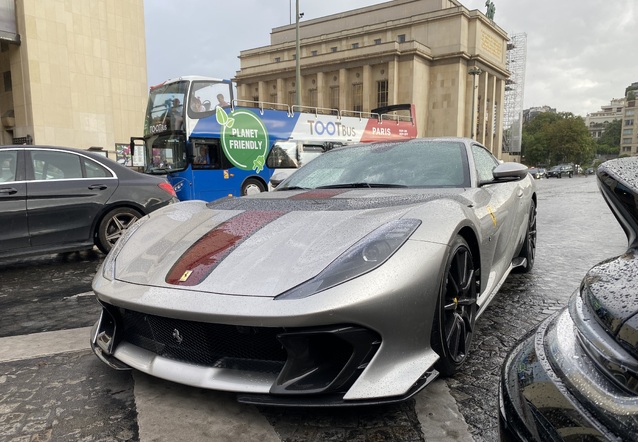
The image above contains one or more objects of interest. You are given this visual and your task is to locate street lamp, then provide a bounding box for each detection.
[295,0,303,107]
[468,66,482,139]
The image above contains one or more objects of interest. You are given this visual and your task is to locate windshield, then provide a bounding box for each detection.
[144,134,187,174]
[187,80,233,117]
[277,139,470,190]
[145,81,189,135]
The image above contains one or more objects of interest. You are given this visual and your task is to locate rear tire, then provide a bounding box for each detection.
[431,236,478,377]
[514,200,536,273]
[96,207,142,254]
[241,178,266,196]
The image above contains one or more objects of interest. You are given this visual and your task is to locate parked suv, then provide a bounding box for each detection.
[547,164,573,178]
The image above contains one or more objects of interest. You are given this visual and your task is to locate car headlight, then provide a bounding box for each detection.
[276,218,421,300]
[101,214,150,281]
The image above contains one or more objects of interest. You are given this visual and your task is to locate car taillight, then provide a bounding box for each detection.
[158,182,177,198]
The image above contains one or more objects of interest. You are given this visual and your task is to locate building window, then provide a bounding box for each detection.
[626,109,635,116]
[352,83,363,112]
[311,50,318,56]
[308,89,317,107]
[624,129,633,135]
[292,54,296,60]
[374,38,382,45]
[274,57,281,63]
[331,46,338,52]
[623,138,632,144]
[626,119,634,126]
[397,34,406,43]
[329,86,340,111]
[270,93,277,103]
[623,146,632,152]
[376,80,388,108]
[351,43,359,49]
[3,71,11,92]
[252,95,259,103]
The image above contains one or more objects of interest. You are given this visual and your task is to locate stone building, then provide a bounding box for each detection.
[0,0,147,157]
[234,0,510,157]
[621,82,638,156]
[585,98,624,140]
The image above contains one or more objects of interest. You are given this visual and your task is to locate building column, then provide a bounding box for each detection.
[494,77,505,159]
[388,58,399,106]
[258,81,266,103]
[362,65,372,111]
[485,74,496,152]
[316,71,325,108]
[339,68,348,110]
[276,78,285,105]
[477,72,488,145]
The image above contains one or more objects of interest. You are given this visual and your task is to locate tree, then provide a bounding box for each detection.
[521,112,595,166]
[596,119,621,156]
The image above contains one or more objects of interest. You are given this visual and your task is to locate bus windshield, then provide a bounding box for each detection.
[145,81,189,135]
[144,133,188,174]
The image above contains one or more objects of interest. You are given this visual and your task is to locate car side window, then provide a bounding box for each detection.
[83,158,111,177]
[31,151,82,180]
[472,144,500,183]
[0,151,17,182]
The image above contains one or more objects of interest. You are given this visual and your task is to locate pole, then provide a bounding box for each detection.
[295,0,301,107]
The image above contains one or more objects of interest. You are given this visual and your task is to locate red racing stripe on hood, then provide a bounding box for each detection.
[165,210,284,286]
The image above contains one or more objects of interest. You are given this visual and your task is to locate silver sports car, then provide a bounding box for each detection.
[91,137,537,406]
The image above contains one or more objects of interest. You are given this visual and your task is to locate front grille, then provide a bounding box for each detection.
[118,309,287,373]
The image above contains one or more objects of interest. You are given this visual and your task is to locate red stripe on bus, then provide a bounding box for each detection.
[165,211,284,286]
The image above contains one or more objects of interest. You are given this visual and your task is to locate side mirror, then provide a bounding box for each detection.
[480,162,528,186]
[597,157,638,248]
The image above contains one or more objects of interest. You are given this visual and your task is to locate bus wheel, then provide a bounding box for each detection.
[242,178,265,196]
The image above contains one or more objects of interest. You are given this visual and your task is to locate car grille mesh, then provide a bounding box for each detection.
[119,309,287,373]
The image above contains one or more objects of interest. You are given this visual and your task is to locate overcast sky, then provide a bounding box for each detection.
[144,0,637,117]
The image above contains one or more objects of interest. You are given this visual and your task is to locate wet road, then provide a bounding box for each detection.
[0,176,628,441]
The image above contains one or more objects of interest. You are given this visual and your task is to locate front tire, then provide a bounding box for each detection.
[431,236,478,377]
[241,178,266,196]
[96,207,142,254]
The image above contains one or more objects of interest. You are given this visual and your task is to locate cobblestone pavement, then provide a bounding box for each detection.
[0,177,628,442]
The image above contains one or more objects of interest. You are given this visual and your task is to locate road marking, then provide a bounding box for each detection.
[63,291,94,300]
[0,326,92,363]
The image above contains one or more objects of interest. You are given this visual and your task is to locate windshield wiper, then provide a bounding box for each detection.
[277,186,310,191]
[316,183,408,189]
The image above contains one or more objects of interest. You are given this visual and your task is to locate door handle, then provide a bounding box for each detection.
[0,187,17,195]
[88,184,108,190]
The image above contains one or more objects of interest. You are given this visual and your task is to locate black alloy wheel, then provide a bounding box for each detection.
[432,236,478,377]
[515,200,537,273]
[96,207,142,254]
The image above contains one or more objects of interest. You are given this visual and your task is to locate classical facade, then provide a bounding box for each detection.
[585,98,624,140]
[234,0,510,157]
[621,82,638,156]
[0,0,147,156]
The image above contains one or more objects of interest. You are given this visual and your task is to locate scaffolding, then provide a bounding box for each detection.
[502,33,527,154]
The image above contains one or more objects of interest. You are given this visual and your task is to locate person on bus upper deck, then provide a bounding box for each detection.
[216,94,229,107]
[171,98,184,130]
[191,96,204,112]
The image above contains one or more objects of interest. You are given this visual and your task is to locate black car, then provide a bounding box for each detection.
[499,156,638,441]
[546,164,573,178]
[0,145,177,259]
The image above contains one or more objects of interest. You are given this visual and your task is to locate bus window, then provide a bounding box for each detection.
[266,142,298,169]
[187,80,233,119]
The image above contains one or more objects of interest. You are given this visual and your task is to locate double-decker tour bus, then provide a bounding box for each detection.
[132,76,417,202]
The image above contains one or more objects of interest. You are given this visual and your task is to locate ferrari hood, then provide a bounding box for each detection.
[112,189,463,298]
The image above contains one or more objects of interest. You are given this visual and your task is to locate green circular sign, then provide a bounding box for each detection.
[219,109,269,172]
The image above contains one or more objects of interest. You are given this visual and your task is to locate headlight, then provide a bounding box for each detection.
[276,218,421,300]
[101,214,150,281]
